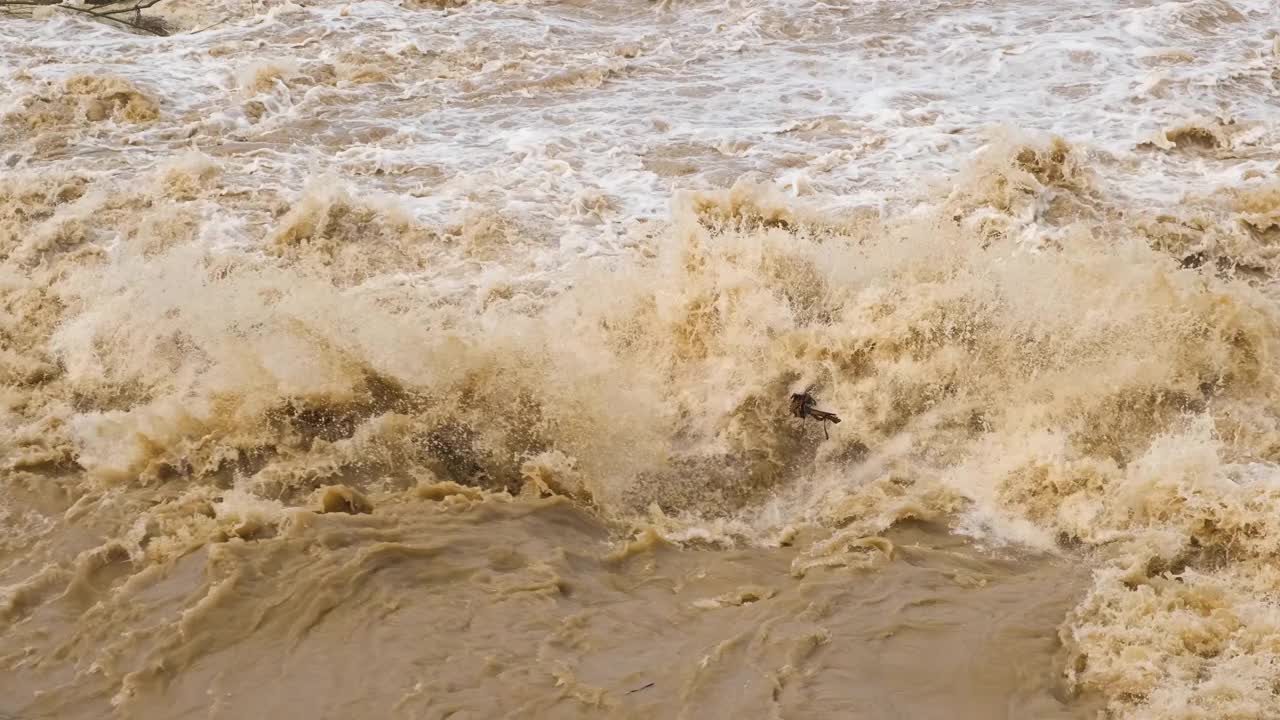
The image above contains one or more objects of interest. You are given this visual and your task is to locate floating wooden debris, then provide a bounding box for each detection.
[790,392,841,438]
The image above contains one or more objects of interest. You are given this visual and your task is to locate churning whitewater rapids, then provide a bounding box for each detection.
[2,0,1280,718]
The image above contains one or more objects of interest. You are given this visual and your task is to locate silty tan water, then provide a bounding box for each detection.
[2,0,1280,718]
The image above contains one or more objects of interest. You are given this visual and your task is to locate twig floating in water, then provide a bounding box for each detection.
[0,0,170,35]
[190,13,233,33]
[790,392,841,438]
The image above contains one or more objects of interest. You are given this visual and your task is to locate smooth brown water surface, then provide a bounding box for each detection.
[1,487,1098,720]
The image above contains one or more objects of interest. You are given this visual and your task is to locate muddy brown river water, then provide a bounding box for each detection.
[3,0,1280,718]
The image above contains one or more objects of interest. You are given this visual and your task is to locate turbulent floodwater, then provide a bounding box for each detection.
[2,0,1280,718]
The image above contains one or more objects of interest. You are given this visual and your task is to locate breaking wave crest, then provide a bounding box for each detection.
[5,129,1280,714]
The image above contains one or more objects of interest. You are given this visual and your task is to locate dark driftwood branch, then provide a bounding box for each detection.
[790,392,842,439]
[0,0,170,34]
[95,0,164,17]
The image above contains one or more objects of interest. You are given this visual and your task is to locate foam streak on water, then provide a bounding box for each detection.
[2,0,1280,718]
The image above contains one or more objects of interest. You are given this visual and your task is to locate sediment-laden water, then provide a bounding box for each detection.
[3,1,1280,717]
